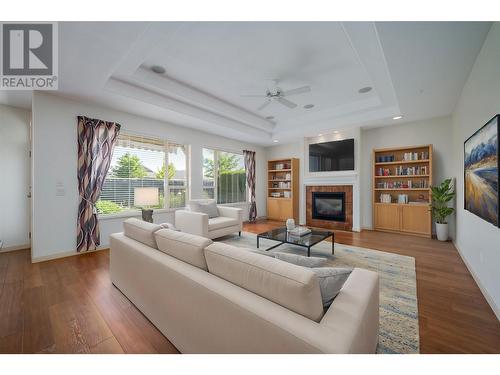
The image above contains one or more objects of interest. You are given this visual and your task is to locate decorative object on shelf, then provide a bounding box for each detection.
[283,190,291,198]
[380,193,392,203]
[286,218,296,231]
[397,194,409,204]
[464,114,499,227]
[430,178,456,241]
[134,187,159,223]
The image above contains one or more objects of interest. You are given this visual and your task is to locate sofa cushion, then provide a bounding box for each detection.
[123,218,161,249]
[204,242,324,322]
[311,267,353,308]
[208,217,239,231]
[155,229,212,270]
[274,252,328,268]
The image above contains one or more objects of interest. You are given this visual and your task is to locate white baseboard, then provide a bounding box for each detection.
[453,240,500,322]
[0,243,30,254]
[31,247,108,263]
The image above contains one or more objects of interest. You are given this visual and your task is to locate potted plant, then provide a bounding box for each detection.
[430,178,456,241]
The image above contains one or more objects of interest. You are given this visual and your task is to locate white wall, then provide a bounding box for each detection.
[32,92,267,260]
[0,104,31,251]
[360,116,455,236]
[452,23,500,320]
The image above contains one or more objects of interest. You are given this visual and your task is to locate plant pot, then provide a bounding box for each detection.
[436,222,448,241]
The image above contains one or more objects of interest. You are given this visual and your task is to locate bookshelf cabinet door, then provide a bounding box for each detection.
[267,199,280,220]
[374,204,400,231]
[400,205,431,236]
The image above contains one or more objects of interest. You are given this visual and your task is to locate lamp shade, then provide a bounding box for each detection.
[134,187,159,207]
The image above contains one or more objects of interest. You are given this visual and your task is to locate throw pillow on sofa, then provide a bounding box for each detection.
[159,222,180,231]
[274,252,327,268]
[196,201,219,218]
[311,267,353,309]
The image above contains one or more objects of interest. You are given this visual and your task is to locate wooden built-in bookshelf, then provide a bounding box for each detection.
[267,158,299,222]
[372,145,433,238]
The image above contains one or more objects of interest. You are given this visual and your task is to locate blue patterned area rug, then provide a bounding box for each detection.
[218,232,420,354]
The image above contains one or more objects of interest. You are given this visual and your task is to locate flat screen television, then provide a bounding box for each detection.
[309,138,355,172]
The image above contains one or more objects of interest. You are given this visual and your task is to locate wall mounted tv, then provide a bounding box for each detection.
[309,138,355,172]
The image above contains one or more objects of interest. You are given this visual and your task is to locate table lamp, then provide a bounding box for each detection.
[134,187,159,223]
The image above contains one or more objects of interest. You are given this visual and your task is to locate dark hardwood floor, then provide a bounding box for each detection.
[0,220,499,353]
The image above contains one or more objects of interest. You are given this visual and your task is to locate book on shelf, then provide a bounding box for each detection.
[395,165,428,176]
[402,151,429,161]
[376,179,428,189]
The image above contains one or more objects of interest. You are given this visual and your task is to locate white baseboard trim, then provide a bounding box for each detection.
[0,244,30,254]
[453,240,500,322]
[31,247,108,263]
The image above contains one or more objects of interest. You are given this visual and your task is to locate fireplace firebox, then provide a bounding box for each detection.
[312,192,346,222]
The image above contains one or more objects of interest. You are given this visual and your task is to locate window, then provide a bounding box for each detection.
[202,148,246,204]
[97,134,189,215]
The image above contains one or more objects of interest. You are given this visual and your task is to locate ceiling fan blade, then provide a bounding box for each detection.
[241,94,267,98]
[277,97,297,109]
[282,86,311,96]
[257,100,271,111]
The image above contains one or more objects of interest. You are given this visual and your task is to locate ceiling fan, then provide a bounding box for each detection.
[241,80,311,111]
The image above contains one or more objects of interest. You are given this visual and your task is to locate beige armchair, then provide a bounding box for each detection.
[175,199,243,239]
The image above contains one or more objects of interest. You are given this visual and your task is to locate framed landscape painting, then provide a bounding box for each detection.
[464,115,499,227]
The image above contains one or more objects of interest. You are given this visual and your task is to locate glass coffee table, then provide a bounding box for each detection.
[256,227,334,257]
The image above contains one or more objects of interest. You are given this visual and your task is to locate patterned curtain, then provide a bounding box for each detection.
[77,116,121,252]
[243,150,257,222]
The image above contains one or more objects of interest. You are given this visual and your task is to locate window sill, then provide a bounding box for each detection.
[98,207,185,221]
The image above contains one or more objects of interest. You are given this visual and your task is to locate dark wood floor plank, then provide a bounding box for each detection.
[90,336,124,354]
[22,285,54,353]
[0,281,24,339]
[0,333,22,353]
[48,300,91,354]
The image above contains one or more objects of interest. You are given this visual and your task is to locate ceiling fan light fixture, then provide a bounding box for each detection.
[151,65,166,74]
[358,86,372,94]
[393,115,403,120]
[304,104,314,109]
[273,139,279,143]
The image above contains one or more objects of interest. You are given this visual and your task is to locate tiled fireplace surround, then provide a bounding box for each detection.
[306,185,354,231]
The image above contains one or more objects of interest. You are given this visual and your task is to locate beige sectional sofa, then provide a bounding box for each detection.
[110,218,379,353]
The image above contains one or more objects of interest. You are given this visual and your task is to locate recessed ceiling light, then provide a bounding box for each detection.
[392,115,403,120]
[273,140,279,143]
[304,104,315,109]
[265,116,275,120]
[151,65,166,74]
[318,134,323,137]
[358,86,372,94]
[333,131,339,134]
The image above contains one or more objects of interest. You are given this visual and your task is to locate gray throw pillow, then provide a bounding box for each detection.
[197,201,219,218]
[311,267,353,309]
[274,252,328,268]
